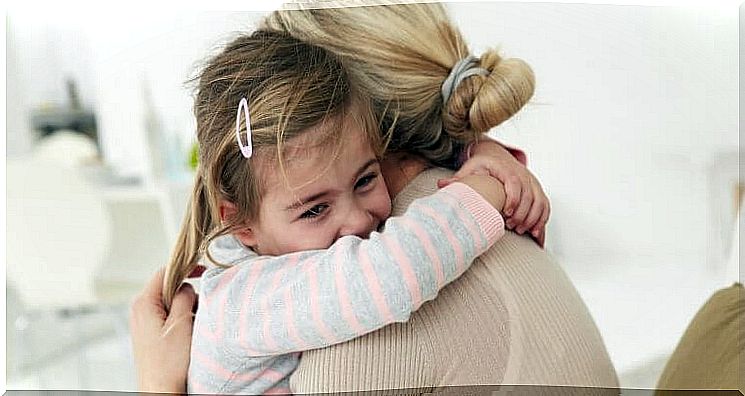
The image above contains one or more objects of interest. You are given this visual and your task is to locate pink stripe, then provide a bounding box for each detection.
[238,259,268,355]
[380,234,423,306]
[193,291,218,342]
[231,366,286,384]
[399,217,445,287]
[334,243,366,335]
[258,368,287,382]
[259,265,286,353]
[415,203,466,274]
[439,192,487,251]
[266,386,292,395]
[283,255,309,350]
[195,321,217,342]
[212,265,243,340]
[358,247,395,324]
[307,262,338,344]
[193,349,289,385]
[192,348,241,382]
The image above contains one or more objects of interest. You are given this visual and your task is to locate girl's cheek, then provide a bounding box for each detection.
[299,222,338,251]
[375,187,393,219]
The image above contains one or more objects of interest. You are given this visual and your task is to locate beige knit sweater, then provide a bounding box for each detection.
[290,167,619,393]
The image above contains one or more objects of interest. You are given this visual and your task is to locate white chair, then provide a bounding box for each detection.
[7,137,112,388]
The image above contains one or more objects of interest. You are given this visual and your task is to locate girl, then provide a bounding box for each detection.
[168,29,517,394]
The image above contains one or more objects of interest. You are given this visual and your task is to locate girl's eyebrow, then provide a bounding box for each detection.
[285,191,329,211]
[284,158,378,212]
[354,159,379,177]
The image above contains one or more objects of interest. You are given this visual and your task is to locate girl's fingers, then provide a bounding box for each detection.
[501,175,523,218]
[531,201,550,240]
[518,199,543,234]
[536,228,546,247]
[507,178,533,230]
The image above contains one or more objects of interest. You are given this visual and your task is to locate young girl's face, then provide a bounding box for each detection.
[240,117,392,256]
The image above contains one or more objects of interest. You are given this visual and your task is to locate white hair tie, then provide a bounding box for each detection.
[441,55,489,106]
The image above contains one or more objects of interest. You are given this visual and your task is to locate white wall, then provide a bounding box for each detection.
[450,2,737,261]
[446,3,738,378]
[6,1,739,386]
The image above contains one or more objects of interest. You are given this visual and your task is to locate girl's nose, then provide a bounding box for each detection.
[338,204,375,239]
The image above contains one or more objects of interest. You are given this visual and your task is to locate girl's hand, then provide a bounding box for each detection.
[129,268,196,394]
[438,140,550,247]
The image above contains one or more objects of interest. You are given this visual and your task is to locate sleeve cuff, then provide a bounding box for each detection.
[440,182,506,245]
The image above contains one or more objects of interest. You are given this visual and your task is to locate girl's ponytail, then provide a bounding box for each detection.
[163,170,213,311]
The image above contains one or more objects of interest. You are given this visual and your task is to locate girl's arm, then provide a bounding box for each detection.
[199,179,505,357]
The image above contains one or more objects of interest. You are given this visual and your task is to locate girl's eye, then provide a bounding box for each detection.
[355,173,378,190]
[299,204,329,220]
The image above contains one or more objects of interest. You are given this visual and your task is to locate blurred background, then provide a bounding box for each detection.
[5,1,740,391]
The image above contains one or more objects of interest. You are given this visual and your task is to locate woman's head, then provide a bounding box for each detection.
[262,2,535,166]
[163,29,390,308]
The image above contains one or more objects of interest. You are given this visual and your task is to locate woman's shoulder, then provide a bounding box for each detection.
[391,167,454,215]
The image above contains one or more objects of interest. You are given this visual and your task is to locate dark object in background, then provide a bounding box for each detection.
[29,78,99,151]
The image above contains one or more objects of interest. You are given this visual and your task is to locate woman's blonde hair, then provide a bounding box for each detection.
[163,29,381,310]
[262,1,535,166]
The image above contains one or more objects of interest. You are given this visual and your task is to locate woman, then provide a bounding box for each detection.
[269,4,617,390]
[130,2,618,392]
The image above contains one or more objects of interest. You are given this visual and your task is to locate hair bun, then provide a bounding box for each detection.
[442,50,535,138]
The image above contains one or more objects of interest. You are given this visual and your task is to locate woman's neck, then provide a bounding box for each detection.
[380,153,431,199]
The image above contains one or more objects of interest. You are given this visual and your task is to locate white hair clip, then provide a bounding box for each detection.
[236,97,253,159]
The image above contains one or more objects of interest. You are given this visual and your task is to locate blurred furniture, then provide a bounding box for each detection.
[94,187,174,303]
[7,157,110,309]
[7,153,112,388]
[6,132,180,389]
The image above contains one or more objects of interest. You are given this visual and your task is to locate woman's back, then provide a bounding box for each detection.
[291,167,619,391]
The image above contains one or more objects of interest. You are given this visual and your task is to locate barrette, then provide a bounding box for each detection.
[236,97,253,159]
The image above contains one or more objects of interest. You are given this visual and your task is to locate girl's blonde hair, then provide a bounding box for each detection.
[262,1,535,166]
[163,30,381,310]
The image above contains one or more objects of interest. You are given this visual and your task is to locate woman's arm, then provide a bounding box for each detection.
[199,180,505,357]
[129,268,196,394]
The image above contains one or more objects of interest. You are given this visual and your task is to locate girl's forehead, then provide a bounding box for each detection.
[260,121,376,193]
[284,114,371,158]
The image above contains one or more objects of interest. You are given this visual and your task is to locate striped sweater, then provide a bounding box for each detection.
[187,182,505,395]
